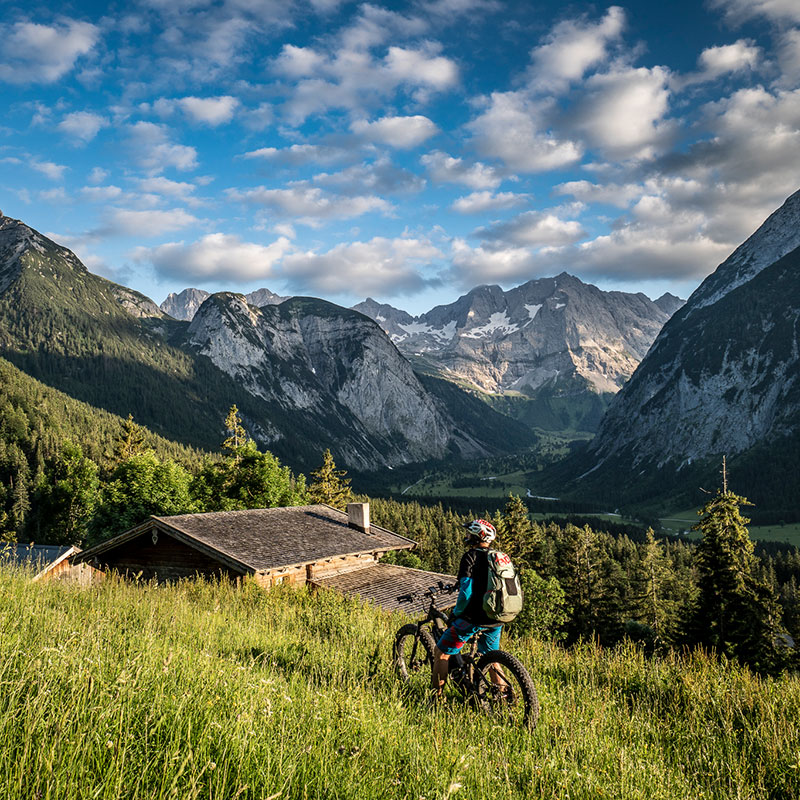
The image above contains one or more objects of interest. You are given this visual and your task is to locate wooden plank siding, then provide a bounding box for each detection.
[94,531,243,583]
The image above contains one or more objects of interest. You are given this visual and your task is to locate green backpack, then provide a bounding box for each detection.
[482,550,524,623]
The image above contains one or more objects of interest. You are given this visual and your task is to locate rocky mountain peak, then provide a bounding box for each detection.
[161,288,211,320]
[162,286,289,320]
[574,189,800,506]
[355,274,675,404]
[654,293,685,316]
[0,214,88,292]
[246,287,289,307]
[688,189,800,314]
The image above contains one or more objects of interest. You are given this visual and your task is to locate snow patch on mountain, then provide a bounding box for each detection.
[525,303,542,321]
[462,311,519,338]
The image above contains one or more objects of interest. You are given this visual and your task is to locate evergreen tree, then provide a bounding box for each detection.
[496,493,542,567]
[111,414,147,465]
[630,529,681,646]
[691,486,787,673]
[222,405,249,463]
[308,449,354,510]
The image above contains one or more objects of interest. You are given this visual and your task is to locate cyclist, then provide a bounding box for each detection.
[431,518,504,700]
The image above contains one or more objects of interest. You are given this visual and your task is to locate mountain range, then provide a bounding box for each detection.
[354,278,682,432]
[0,213,534,471]
[163,275,683,434]
[550,189,800,516]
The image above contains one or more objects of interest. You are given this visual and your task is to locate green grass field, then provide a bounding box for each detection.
[1,570,799,799]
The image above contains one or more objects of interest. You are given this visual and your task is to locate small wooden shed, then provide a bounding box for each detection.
[0,543,95,584]
[72,503,455,612]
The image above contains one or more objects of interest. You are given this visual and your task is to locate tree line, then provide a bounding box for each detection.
[1,402,351,547]
[373,492,800,675]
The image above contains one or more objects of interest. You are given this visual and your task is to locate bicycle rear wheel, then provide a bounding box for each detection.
[394,624,436,694]
[474,649,539,730]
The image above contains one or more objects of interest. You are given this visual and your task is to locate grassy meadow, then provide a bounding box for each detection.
[1,570,799,800]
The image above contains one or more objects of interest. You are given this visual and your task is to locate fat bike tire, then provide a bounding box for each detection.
[475,649,539,730]
[394,624,436,693]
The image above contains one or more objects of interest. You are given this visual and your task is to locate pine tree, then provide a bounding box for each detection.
[308,449,354,511]
[496,493,542,566]
[111,414,147,465]
[631,529,680,646]
[691,482,787,673]
[222,405,249,463]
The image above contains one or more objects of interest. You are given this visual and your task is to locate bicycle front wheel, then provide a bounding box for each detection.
[474,649,539,730]
[393,624,436,694]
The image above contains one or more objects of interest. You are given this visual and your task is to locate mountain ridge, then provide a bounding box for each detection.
[550,188,800,513]
[0,213,534,470]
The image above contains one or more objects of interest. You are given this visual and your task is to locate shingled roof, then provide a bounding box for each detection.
[75,504,415,573]
[315,563,457,614]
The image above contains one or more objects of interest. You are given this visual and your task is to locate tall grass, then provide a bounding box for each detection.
[0,570,798,799]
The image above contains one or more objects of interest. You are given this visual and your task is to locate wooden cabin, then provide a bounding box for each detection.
[72,503,456,612]
[0,543,95,584]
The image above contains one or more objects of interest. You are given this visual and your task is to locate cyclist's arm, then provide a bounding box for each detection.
[452,575,473,616]
[450,548,477,619]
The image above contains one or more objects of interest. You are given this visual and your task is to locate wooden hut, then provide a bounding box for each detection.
[72,503,456,611]
[0,543,95,584]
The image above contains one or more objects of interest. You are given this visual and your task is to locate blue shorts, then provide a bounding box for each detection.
[436,618,502,655]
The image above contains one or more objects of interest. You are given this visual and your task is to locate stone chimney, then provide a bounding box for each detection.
[347,502,370,533]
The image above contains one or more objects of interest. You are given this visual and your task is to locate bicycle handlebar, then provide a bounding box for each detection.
[396,580,458,603]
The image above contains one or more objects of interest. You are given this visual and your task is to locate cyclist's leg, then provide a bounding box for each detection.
[477,625,508,688]
[431,646,450,696]
[433,619,481,696]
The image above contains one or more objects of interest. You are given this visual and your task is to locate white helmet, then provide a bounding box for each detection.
[464,518,496,544]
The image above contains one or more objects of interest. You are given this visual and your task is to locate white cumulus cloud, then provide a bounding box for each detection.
[709,0,800,25]
[451,191,529,214]
[58,111,108,143]
[567,66,672,159]
[476,210,586,247]
[421,150,503,189]
[228,185,391,223]
[242,144,352,166]
[528,6,625,92]
[282,236,441,295]
[176,95,240,125]
[0,20,98,84]
[101,207,199,236]
[468,92,582,173]
[134,233,292,281]
[351,115,438,148]
[126,122,198,174]
[449,238,537,286]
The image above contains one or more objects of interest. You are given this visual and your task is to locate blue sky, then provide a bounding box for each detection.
[1,0,800,314]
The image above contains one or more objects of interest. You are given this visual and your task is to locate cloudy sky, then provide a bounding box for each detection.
[2,0,800,313]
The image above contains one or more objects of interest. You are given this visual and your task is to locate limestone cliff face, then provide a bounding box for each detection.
[356,274,673,397]
[186,294,484,467]
[584,189,800,476]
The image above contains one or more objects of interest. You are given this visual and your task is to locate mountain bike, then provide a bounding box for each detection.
[393,582,539,730]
